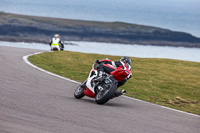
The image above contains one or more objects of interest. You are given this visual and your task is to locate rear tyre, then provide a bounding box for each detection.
[95,82,117,105]
[74,80,86,99]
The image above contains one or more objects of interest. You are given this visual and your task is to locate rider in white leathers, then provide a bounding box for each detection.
[49,34,64,51]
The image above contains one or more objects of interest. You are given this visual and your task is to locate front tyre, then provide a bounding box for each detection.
[74,80,86,99]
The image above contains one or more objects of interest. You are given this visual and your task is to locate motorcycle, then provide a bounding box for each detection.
[50,45,64,51]
[74,62,132,104]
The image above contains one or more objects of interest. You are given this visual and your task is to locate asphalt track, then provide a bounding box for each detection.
[0,46,199,133]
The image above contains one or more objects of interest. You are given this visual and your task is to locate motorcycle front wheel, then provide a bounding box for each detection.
[74,80,86,99]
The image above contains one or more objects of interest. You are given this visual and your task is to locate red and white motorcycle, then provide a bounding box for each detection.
[74,62,132,104]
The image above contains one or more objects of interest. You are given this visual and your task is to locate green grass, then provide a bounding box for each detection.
[29,51,200,115]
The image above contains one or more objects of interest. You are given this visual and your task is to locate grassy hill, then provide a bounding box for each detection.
[29,51,200,115]
[1,12,200,47]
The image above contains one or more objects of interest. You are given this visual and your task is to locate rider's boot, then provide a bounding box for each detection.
[112,89,126,98]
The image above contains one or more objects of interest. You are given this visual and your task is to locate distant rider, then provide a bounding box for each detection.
[49,34,64,51]
[95,56,132,98]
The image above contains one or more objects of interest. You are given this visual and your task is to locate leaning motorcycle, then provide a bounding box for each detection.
[74,62,132,104]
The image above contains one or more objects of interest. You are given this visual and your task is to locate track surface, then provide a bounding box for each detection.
[0,46,199,133]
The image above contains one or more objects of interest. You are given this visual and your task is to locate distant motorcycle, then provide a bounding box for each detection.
[50,45,64,51]
[74,62,132,104]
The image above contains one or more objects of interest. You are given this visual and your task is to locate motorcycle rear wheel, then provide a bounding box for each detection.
[95,83,117,105]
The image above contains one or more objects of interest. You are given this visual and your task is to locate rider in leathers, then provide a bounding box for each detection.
[95,56,132,98]
[49,34,64,51]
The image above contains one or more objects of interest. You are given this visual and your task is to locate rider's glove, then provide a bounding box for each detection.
[126,73,132,80]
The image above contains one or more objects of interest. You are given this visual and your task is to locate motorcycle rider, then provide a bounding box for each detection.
[49,34,64,51]
[95,56,132,98]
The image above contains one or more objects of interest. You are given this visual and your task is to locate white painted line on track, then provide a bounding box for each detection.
[23,52,200,118]
[123,96,200,117]
[23,52,80,85]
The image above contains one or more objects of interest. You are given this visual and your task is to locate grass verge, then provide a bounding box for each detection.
[28,51,200,115]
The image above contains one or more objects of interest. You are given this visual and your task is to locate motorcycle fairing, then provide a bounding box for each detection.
[84,87,95,98]
[110,67,131,82]
[84,69,97,98]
